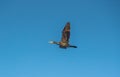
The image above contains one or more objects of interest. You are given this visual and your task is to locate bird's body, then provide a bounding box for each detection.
[49,22,77,49]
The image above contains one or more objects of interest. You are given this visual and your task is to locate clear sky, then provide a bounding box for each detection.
[0,0,120,77]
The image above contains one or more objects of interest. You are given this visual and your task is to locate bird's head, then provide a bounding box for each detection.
[48,41,59,44]
[48,41,54,44]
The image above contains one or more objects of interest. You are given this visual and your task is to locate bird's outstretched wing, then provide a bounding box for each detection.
[61,22,70,43]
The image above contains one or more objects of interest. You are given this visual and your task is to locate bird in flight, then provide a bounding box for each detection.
[49,22,77,49]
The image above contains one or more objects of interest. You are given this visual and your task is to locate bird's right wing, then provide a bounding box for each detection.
[61,22,70,43]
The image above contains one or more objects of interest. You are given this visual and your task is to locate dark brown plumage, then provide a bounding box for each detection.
[59,22,70,48]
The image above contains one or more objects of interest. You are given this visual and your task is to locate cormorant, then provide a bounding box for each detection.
[49,22,77,49]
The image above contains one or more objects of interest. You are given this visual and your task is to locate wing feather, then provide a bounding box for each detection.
[61,22,70,43]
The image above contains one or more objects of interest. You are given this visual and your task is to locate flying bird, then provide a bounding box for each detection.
[49,22,77,49]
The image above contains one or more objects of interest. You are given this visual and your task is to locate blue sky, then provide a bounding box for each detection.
[0,0,120,77]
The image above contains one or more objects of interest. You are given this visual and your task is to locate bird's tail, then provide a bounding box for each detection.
[69,45,77,48]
